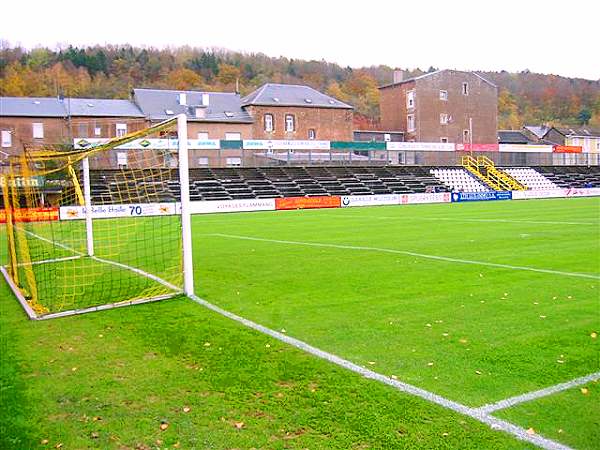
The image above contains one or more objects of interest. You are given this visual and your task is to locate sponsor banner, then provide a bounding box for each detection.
[511,189,565,200]
[0,207,59,223]
[275,196,340,210]
[451,191,513,202]
[553,145,583,153]
[190,198,275,214]
[455,144,499,152]
[387,142,455,152]
[399,192,452,204]
[341,194,400,208]
[243,140,331,150]
[74,138,220,150]
[563,187,600,197]
[0,175,44,188]
[499,144,553,153]
[512,188,600,200]
[60,203,178,220]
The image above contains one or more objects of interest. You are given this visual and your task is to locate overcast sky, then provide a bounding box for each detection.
[3,0,599,80]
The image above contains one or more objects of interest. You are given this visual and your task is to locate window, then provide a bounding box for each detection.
[440,137,448,143]
[439,90,448,101]
[197,132,209,140]
[226,157,242,166]
[285,114,295,132]
[264,114,274,132]
[224,132,241,141]
[440,113,449,125]
[32,123,44,139]
[116,123,127,137]
[117,152,128,168]
[308,128,316,140]
[384,133,391,142]
[462,82,469,96]
[463,129,470,143]
[406,90,415,109]
[197,157,209,166]
[94,126,102,136]
[1,130,12,147]
[407,114,415,132]
[78,123,87,138]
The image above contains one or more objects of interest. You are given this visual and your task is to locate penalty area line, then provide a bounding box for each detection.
[476,371,600,414]
[188,293,571,450]
[210,233,600,280]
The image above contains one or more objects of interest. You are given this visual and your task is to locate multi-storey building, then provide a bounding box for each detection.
[379,69,498,144]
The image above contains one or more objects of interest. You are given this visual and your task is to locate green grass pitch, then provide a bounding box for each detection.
[1,197,599,449]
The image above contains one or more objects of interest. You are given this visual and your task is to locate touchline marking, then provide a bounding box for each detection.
[211,233,600,280]
[22,228,180,293]
[188,293,571,450]
[476,371,600,414]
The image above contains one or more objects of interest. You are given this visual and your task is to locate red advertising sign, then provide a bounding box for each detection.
[553,145,582,153]
[275,196,341,210]
[0,207,59,223]
[456,144,500,152]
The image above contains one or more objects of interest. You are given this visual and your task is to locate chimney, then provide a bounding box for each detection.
[201,93,210,106]
[195,107,206,119]
[393,69,404,84]
[178,93,187,106]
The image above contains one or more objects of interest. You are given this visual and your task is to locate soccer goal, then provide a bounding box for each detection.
[1,115,194,319]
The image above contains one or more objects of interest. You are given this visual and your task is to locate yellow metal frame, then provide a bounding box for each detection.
[460,155,525,191]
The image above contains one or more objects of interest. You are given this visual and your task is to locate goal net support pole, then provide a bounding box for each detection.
[178,114,194,297]
[82,157,94,257]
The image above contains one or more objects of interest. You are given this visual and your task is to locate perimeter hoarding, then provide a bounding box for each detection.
[451,191,513,202]
[275,196,340,210]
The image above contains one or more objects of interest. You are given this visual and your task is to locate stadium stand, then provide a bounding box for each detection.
[502,167,559,190]
[535,166,600,188]
[430,168,491,192]
[84,165,600,204]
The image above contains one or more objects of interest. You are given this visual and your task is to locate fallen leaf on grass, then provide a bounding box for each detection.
[459,338,468,344]
[93,416,102,421]
[557,359,565,364]
[90,431,99,439]
[203,342,211,347]
[558,429,563,434]
[591,332,598,339]
[581,387,589,395]
[159,422,169,431]
[367,361,376,365]
[265,343,271,348]
[475,370,482,375]
[427,362,434,367]
[41,439,49,445]
[55,444,63,449]
[233,421,245,429]
[526,428,535,435]
[183,406,191,413]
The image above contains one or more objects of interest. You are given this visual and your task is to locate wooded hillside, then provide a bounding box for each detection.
[1,43,599,129]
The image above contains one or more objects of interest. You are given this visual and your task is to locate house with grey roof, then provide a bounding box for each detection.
[240,83,354,141]
[0,96,146,155]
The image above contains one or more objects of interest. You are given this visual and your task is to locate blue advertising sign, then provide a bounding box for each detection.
[451,191,513,202]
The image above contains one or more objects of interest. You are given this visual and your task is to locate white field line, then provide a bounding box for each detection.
[476,371,600,415]
[188,293,571,450]
[211,233,600,280]
[17,255,82,267]
[21,228,181,293]
[339,214,598,226]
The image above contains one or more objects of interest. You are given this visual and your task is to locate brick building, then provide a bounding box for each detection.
[0,97,146,157]
[1,83,354,166]
[240,83,354,141]
[379,70,498,144]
